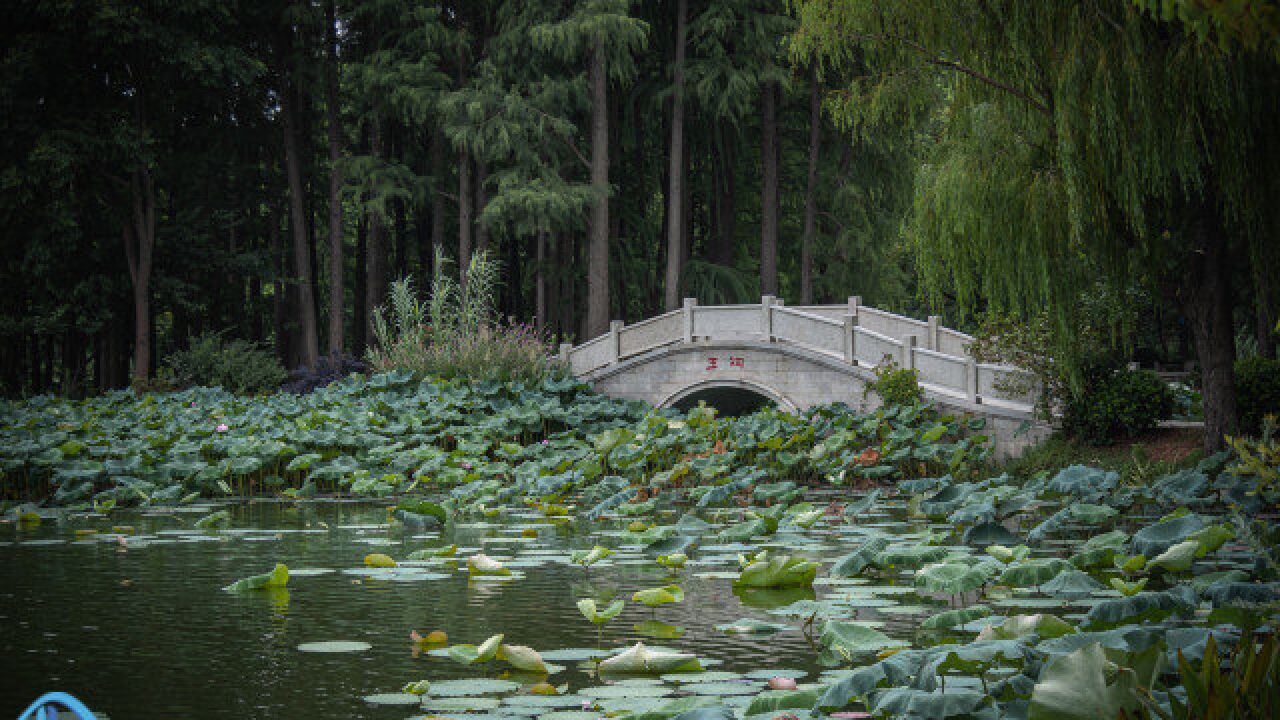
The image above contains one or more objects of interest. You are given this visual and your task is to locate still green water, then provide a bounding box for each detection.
[1,500,939,719]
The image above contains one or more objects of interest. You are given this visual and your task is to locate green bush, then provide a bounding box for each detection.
[1235,356,1280,435]
[369,250,563,385]
[160,332,287,395]
[867,362,923,407]
[1062,367,1174,446]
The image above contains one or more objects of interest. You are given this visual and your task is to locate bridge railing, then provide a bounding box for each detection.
[561,296,1038,411]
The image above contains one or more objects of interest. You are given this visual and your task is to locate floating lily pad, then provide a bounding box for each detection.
[297,640,371,653]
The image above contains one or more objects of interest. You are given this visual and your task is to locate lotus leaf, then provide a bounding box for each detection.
[195,510,230,528]
[571,545,614,567]
[633,584,684,607]
[447,633,505,664]
[223,563,289,592]
[1027,643,1144,720]
[467,553,511,576]
[869,686,991,719]
[656,553,687,569]
[986,544,1030,564]
[734,554,818,588]
[875,544,948,570]
[920,605,992,631]
[1109,577,1148,596]
[498,643,548,673]
[578,598,625,624]
[1085,588,1195,630]
[597,642,703,675]
[829,536,890,577]
[819,620,909,664]
[1129,513,1206,557]
[1147,539,1200,573]
[1040,569,1105,598]
[742,687,821,716]
[915,562,992,595]
[1069,503,1118,524]
[998,558,1070,588]
[977,613,1076,640]
[364,553,396,568]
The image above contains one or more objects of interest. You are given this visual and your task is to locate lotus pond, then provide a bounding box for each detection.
[2,374,1278,719]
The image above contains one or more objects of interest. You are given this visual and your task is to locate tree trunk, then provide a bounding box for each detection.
[458,151,472,282]
[1181,205,1238,453]
[535,229,547,330]
[1254,262,1276,359]
[586,44,611,339]
[430,128,447,272]
[662,0,687,311]
[475,159,489,256]
[325,0,345,355]
[760,78,780,297]
[122,165,156,386]
[801,77,822,305]
[353,217,367,356]
[712,124,736,267]
[365,120,386,346]
[281,69,320,368]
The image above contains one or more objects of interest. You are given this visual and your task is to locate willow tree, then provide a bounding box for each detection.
[791,0,1280,451]
[532,0,648,339]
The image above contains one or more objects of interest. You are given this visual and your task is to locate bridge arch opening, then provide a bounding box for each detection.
[661,380,797,417]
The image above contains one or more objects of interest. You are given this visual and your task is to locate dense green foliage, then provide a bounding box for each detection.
[867,363,923,408]
[1234,356,1280,434]
[2,0,921,399]
[1062,368,1176,446]
[0,375,990,506]
[160,333,288,395]
[790,0,1280,451]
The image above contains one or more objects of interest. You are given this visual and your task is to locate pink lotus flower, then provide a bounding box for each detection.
[768,677,798,691]
[462,462,472,470]
[542,439,550,445]
[216,423,229,433]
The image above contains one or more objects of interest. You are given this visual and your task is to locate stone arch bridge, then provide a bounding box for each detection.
[560,297,1049,456]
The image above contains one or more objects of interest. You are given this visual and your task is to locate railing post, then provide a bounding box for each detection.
[609,320,624,363]
[926,315,940,351]
[761,295,775,341]
[903,335,917,370]
[558,342,571,364]
[848,295,861,318]
[966,357,979,404]
[842,314,858,364]
[682,298,697,342]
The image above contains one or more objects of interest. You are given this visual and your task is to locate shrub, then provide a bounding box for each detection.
[867,360,923,407]
[1061,366,1174,446]
[1234,356,1280,435]
[369,250,563,385]
[283,352,366,394]
[160,332,287,395]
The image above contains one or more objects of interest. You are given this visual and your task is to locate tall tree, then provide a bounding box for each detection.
[278,13,320,369]
[800,74,821,304]
[663,0,688,311]
[792,0,1280,451]
[759,74,779,297]
[532,0,648,339]
[324,0,345,354]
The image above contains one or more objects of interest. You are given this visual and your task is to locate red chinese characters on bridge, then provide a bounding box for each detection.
[705,356,745,370]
